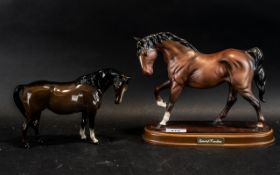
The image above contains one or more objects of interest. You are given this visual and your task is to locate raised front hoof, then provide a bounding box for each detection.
[212,119,224,126]
[255,123,265,132]
[23,142,31,149]
[156,124,166,129]
[156,100,167,108]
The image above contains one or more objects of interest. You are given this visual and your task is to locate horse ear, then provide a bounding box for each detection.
[133,37,141,41]
[123,76,132,81]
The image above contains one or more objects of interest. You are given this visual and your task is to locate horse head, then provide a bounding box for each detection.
[135,37,158,76]
[112,73,131,104]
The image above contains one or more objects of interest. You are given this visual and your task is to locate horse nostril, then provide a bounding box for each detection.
[143,70,153,76]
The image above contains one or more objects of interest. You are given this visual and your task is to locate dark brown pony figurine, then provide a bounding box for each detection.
[14,68,131,148]
[135,32,266,129]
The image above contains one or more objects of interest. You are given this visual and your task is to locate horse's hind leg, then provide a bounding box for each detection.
[213,84,237,125]
[31,112,43,144]
[22,119,32,148]
[238,89,265,129]
[80,112,88,140]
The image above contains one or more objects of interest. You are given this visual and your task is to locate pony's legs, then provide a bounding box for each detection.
[88,110,98,143]
[154,80,171,108]
[214,85,237,124]
[22,111,42,148]
[238,89,265,128]
[79,112,88,140]
[159,82,183,126]
[22,119,32,148]
[30,112,43,143]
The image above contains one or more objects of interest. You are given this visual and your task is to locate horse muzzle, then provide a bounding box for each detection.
[142,69,153,76]
[115,86,127,104]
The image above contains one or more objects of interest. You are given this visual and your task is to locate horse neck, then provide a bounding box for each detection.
[96,76,113,94]
[157,41,195,62]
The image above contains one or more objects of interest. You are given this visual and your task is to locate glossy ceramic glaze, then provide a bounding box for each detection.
[14,68,131,148]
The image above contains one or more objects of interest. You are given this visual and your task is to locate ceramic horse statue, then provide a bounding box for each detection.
[135,32,266,129]
[13,68,131,148]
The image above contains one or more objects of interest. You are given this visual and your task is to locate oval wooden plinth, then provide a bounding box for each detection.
[143,121,275,148]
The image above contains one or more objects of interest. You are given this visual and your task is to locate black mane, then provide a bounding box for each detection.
[136,32,198,55]
[75,68,123,93]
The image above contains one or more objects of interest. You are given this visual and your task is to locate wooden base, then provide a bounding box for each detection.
[143,121,275,148]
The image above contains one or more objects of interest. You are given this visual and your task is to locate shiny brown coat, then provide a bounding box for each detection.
[137,37,266,129]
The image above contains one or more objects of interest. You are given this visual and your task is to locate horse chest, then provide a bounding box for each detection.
[167,62,189,84]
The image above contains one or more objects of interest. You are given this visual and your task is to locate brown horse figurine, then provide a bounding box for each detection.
[135,32,266,129]
[13,68,131,148]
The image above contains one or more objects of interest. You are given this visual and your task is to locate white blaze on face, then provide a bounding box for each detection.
[22,121,27,130]
[139,55,144,69]
[119,86,127,103]
[27,92,32,105]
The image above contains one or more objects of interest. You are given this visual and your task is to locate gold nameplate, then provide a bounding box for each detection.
[197,138,225,144]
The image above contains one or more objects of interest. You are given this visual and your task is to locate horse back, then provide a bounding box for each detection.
[182,49,252,88]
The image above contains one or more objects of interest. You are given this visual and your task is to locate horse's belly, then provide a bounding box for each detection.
[188,68,225,88]
[48,94,87,114]
[188,79,223,88]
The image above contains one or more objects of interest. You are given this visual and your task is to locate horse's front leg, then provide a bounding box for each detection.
[158,82,183,127]
[79,111,88,140]
[88,110,98,144]
[154,80,171,108]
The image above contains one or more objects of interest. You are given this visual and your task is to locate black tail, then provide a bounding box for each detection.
[247,47,266,102]
[13,85,27,118]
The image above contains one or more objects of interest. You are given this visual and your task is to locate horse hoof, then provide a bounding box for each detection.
[156,100,167,108]
[255,125,264,132]
[212,119,224,126]
[80,136,87,140]
[156,124,165,129]
[92,140,99,145]
[255,122,264,132]
[23,143,31,149]
[254,127,264,132]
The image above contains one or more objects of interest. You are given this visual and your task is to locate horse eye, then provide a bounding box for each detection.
[114,78,122,88]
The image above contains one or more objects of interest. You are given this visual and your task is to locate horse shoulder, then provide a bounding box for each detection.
[78,85,101,108]
[170,56,196,85]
